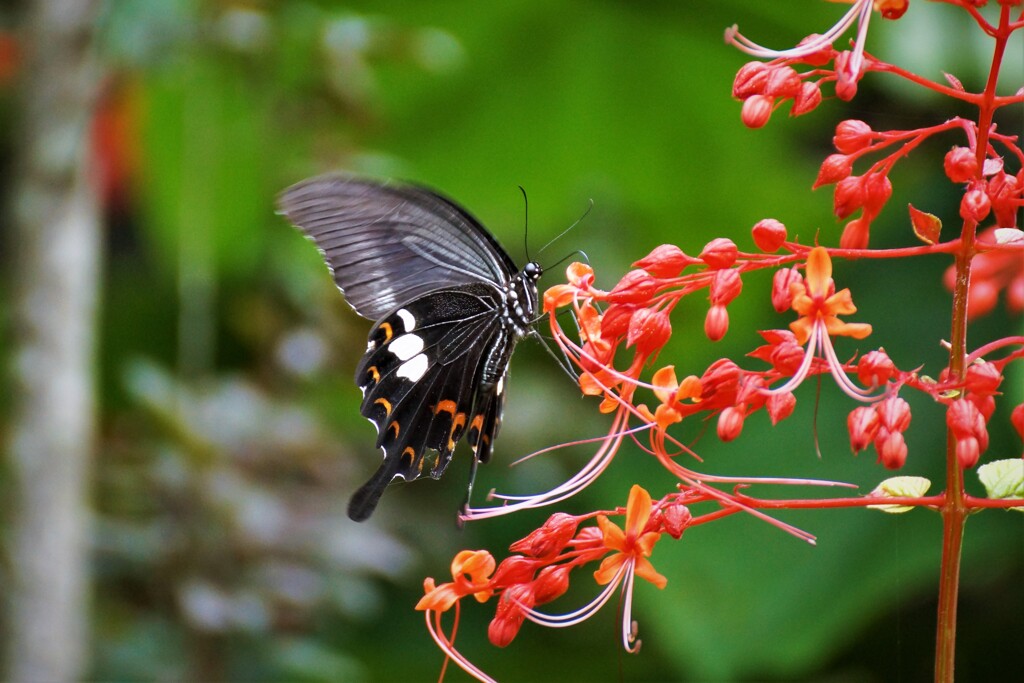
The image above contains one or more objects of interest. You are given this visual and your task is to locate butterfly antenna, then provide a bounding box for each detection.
[518,185,532,262]
[538,199,593,255]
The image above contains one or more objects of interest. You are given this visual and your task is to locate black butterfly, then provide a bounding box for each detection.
[278,175,542,521]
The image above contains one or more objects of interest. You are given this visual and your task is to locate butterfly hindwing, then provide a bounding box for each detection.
[348,285,506,521]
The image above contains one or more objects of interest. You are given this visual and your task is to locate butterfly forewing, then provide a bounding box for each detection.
[278,174,541,521]
[277,176,518,320]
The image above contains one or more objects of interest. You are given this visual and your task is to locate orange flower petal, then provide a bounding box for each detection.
[826,319,873,339]
[593,554,626,586]
[597,514,626,551]
[633,556,668,589]
[789,317,814,345]
[651,365,679,404]
[805,246,832,297]
[416,582,461,612]
[624,485,652,536]
[824,288,858,315]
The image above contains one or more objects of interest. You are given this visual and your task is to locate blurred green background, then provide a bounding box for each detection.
[1,1,1022,681]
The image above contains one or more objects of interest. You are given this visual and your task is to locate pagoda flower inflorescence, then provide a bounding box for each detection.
[416,3,1024,680]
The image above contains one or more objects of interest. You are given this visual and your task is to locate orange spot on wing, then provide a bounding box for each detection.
[374,397,392,416]
[435,399,458,416]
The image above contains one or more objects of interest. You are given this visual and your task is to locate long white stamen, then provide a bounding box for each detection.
[726,0,866,59]
[521,564,626,628]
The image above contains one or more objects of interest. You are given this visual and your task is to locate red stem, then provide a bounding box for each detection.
[934,6,1012,682]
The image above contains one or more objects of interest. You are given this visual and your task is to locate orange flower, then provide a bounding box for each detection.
[768,247,879,400]
[789,247,872,344]
[416,550,496,612]
[593,485,667,589]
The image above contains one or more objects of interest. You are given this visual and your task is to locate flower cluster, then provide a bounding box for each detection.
[727,0,909,127]
[418,486,688,681]
[416,3,1024,679]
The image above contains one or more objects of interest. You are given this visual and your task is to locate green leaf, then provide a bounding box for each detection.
[867,476,932,513]
[977,459,1024,509]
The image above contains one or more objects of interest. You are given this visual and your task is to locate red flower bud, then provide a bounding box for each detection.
[877,396,912,432]
[532,565,571,605]
[834,53,859,101]
[960,186,992,223]
[965,360,1002,395]
[863,173,893,214]
[875,430,908,469]
[771,267,802,313]
[704,304,729,342]
[700,359,741,409]
[769,336,805,376]
[857,349,896,387]
[658,502,692,539]
[956,436,981,468]
[600,304,635,339]
[700,238,738,269]
[489,586,533,648]
[989,171,1020,228]
[608,269,659,304]
[840,216,871,250]
[1009,274,1024,313]
[944,146,978,183]
[732,61,770,99]
[793,34,834,66]
[709,268,743,305]
[848,405,880,453]
[717,405,745,441]
[491,556,540,586]
[628,307,672,355]
[966,278,1000,319]
[633,244,691,278]
[969,393,996,422]
[814,154,854,189]
[877,0,909,19]
[767,391,797,425]
[791,81,822,116]
[510,512,579,560]
[946,399,981,439]
[834,175,866,219]
[741,94,773,128]
[763,66,802,98]
[833,119,873,154]
[752,218,787,252]
[1010,403,1024,441]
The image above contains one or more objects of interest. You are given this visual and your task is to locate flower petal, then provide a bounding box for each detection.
[597,515,626,551]
[805,247,833,297]
[594,554,626,586]
[624,485,653,535]
[633,556,668,589]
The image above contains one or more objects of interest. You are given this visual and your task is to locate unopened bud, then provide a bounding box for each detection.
[752,218,787,252]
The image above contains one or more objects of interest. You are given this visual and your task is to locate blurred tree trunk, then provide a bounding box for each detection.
[6,0,102,681]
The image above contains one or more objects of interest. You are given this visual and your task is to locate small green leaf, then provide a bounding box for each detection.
[867,476,931,513]
[977,459,1024,511]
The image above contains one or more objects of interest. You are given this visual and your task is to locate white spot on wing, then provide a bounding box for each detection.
[497,376,505,395]
[397,353,429,381]
[396,308,416,332]
[389,334,424,361]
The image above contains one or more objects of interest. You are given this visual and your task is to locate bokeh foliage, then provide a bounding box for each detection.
[1,0,1020,680]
